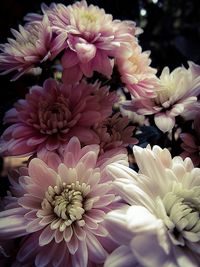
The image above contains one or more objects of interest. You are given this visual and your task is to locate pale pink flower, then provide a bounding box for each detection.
[116,41,158,98]
[123,61,200,132]
[0,137,128,267]
[0,78,117,156]
[41,0,141,84]
[105,145,200,267]
[180,114,200,166]
[0,15,66,81]
[92,113,138,154]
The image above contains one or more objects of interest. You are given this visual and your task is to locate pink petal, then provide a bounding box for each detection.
[67,234,79,254]
[61,50,79,68]
[64,137,81,162]
[78,111,101,126]
[76,43,96,63]
[93,194,115,208]
[92,51,113,78]
[104,246,135,267]
[84,215,98,230]
[63,226,73,242]
[58,163,77,184]
[39,225,55,246]
[0,208,27,239]
[46,137,60,151]
[89,224,108,237]
[27,136,47,146]
[69,127,100,144]
[62,65,83,84]
[86,209,105,223]
[86,232,108,263]
[17,232,40,262]
[79,151,98,169]
[7,138,35,156]
[18,196,41,210]
[26,218,44,233]
[71,241,88,267]
[73,224,86,241]
[28,158,57,186]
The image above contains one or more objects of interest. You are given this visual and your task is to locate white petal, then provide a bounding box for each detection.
[105,206,134,245]
[133,145,172,197]
[126,206,163,233]
[86,232,107,263]
[104,245,136,267]
[130,232,174,267]
[154,113,175,132]
[173,245,200,267]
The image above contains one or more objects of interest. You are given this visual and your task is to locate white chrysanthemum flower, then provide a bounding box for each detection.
[123,61,200,132]
[104,145,200,267]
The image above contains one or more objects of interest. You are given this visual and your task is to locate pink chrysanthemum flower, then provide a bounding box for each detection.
[180,114,200,166]
[104,145,200,267]
[0,137,128,267]
[0,15,66,81]
[42,0,141,84]
[116,41,158,98]
[92,113,138,154]
[123,61,200,132]
[0,78,117,156]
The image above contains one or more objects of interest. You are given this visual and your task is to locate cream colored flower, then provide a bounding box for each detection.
[123,62,200,132]
[105,145,200,267]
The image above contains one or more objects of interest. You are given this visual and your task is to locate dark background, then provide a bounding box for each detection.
[0,0,200,131]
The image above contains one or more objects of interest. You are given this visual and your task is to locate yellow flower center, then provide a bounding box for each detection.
[81,11,97,23]
[36,95,72,135]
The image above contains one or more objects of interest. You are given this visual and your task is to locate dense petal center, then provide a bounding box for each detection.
[157,183,200,245]
[41,181,90,230]
[80,10,97,24]
[37,96,72,134]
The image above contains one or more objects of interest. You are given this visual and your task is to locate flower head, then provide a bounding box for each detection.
[92,112,138,154]
[123,61,200,132]
[0,137,128,267]
[43,0,141,84]
[0,15,65,80]
[105,145,200,267]
[116,41,157,98]
[0,78,117,156]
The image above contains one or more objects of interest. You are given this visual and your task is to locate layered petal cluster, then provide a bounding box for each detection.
[0,15,65,81]
[123,61,200,132]
[42,0,141,84]
[0,78,117,156]
[92,113,138,154]
[116,41,158,98]
[0,137,128,267]
[105,145,200,267]
[180,114,200,166]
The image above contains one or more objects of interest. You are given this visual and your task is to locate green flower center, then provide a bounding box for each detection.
[40,181,90,231]
[156,183,200,245]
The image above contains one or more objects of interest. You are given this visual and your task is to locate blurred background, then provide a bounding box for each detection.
[0,0,200,180]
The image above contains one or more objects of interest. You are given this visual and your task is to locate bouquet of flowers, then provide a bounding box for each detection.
[0,1,200,266]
